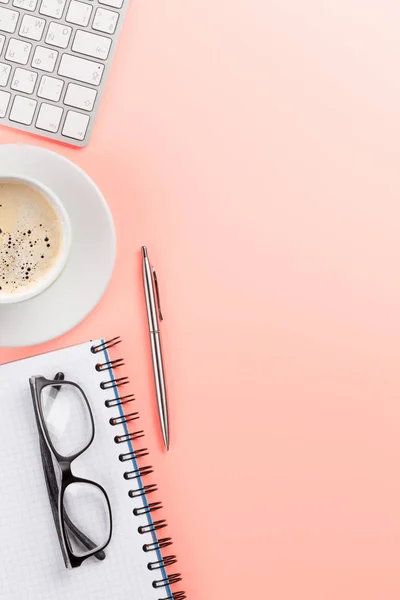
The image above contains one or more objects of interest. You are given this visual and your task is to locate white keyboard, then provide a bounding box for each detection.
[0,0,128,146]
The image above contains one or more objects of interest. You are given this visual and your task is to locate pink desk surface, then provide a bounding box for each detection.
[2,1,400,598]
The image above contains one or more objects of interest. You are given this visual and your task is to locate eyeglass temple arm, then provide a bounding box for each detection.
[39,437,69,566]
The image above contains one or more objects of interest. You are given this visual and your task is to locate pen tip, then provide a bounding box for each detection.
[163,433,170,451]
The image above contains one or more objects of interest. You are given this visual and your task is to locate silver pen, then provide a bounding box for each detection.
[141,246,170,451]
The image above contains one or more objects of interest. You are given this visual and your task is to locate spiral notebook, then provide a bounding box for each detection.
[0,338,184,600]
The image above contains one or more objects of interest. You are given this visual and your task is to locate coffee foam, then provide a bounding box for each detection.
[0,182,63,296]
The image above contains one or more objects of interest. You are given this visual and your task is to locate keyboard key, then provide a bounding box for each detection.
[0,0,9,4]
[19,14,45,40]
[13,0,37,10]
[11,67,37,92]
[45,22,71,48]
[98,0,122,8]
[0,7,18,33]
[9,94,37,124]
[36,102,62,132]
[92,7,118,34]
[72,30,111,60]
[37,74,63,100]
[0,62,10,85]
[0,34,5,54]
[66,0,92,26]
[39,0,66,18]
[58,53,104,85]
[64,82,96,111]
[31,45,58,71]
[62,109,89,140]
[6,39,32,64]
[0,89,10,115]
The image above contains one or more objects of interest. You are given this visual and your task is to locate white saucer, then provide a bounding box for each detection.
[0,145,116,348]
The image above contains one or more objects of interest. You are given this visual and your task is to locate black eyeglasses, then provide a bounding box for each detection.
[30,373,113,569]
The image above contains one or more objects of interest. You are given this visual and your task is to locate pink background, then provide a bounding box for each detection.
[2,1,400,598]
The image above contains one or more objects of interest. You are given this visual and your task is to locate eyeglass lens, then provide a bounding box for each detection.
[40,382,93,457]
[63,482,111,557]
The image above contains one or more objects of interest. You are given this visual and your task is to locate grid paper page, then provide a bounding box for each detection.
[0,340,172,600]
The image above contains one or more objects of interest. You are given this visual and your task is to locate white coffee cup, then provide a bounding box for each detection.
[0,175,71,305]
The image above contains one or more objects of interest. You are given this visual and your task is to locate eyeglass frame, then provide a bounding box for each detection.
[30,374,113,569]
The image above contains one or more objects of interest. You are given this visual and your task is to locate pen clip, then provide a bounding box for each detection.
[152,267,163,321]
